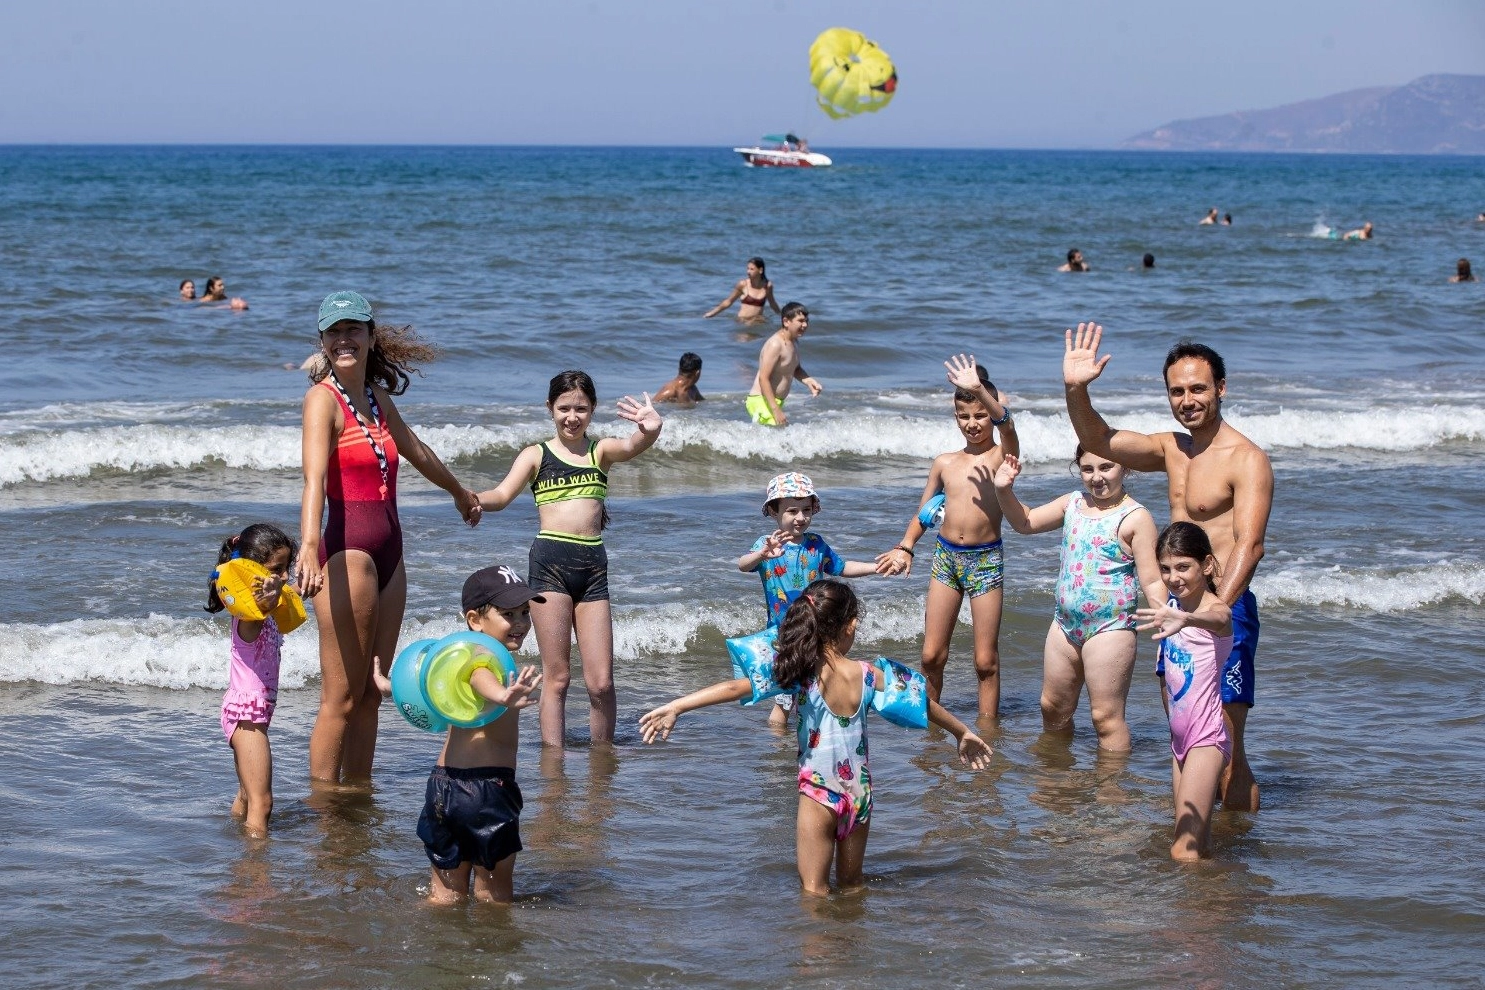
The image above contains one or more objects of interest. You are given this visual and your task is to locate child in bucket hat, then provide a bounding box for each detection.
[737,472,895,726]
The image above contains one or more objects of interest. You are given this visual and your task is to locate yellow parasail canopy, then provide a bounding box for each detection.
[808,27,898,119]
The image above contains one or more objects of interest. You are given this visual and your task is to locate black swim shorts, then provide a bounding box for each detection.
[417,765,524,871]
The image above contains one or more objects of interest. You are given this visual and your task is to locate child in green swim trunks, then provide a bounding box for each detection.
[746,302,820,427]
[877,354,1019,718]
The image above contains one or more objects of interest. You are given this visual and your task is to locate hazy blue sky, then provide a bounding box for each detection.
[2,0,1481,146]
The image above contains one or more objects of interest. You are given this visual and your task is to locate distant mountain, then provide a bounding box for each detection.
[1124,74,1485,154]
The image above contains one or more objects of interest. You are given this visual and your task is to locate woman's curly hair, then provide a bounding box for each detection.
[308,322,438,396]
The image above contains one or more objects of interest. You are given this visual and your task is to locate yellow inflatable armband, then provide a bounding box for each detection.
[211,557,307,634]
[809,27,897,120]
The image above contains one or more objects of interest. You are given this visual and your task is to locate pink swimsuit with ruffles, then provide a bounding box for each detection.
[221,616,282,743]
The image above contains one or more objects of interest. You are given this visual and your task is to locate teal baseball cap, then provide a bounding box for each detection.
[318,290,373,332]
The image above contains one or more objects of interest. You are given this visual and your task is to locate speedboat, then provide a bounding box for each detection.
[733,134,832,168]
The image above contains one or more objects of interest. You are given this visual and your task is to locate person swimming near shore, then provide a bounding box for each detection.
[179,279,197,301]
[1059,249,1089,273]
[201,276,250,310]
[1342,222,1373,241]
[1199,208,1219,226]
[1222,213,1233,226]
[653,352,704,405]
[1449,258,1476,283]
[1142,253,1155,270]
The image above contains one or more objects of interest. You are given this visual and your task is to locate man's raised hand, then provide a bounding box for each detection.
[1063,322,1111,388]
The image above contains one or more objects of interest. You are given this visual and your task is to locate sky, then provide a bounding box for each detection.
[1,0,1481,147]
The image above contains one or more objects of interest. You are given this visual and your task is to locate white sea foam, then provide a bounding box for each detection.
[4,562,1475,687]
[1251,561,1485,612]
[0,421,538,486]
[4,404,1482,486]
[0,596,933,689]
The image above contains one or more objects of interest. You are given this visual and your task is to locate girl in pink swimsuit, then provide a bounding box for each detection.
[1136,521,1235,861]
[639,579,993,895]
[205,522,298,838]
[994,447,1163,751]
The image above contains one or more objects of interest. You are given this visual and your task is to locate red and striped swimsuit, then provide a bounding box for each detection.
[316,379,403,590]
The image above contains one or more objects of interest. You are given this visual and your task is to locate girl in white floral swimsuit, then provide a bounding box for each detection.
[639,579,994,895]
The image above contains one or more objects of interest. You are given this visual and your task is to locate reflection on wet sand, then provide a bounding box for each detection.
[523,745,620,893]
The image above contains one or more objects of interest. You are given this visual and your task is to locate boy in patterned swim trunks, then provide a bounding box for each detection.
[878,354,1019,717]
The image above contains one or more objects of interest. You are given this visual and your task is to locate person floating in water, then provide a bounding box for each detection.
[1199,208,1219,226]
[653,352,704,405]
[1343,221,1373,241]
[179,279,197,301]
[1142,253,1156,270]
[1450,258,1476,283]
[1058,249,1089,273]
[201,275,249,309]
[1222,213,1233,226]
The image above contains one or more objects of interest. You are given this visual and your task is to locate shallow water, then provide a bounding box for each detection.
[1,146,1483,987]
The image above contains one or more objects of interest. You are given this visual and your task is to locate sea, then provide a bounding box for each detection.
[1,146,1482,989]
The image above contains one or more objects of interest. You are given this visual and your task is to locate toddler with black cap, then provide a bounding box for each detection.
[373,565,544,903]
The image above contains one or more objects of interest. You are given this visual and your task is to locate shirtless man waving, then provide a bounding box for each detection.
[1062,322,1271,811]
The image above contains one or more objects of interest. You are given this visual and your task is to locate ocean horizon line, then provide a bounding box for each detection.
[1,141,1482,159]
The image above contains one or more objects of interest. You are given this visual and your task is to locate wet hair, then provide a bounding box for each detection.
[1155,521,1218,592]
[1162,339,1226,385]
[205,522,297,613]
[1458,258,1473,280]
[547,369,597,407]
[1143,253,1155,268]
[953,364,997,405]
[205,276,223,293]
[308,321,438,396]
[678,352,702,375]
[780,301,808,322]
[747,256,767,277]
[179,278,194,291]
[773,579,859,689]
[1066,248,1080,263]
[1223,213,1232,223]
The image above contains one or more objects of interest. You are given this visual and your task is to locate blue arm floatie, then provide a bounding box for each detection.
[917,492,946,529]
[869,657,929,729]
[726,627,787,705]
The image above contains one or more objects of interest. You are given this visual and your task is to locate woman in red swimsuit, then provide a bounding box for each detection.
[703,257,781,325]
[296,290,483,786]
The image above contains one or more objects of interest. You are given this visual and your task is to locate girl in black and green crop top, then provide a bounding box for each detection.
[474,370,663,749]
